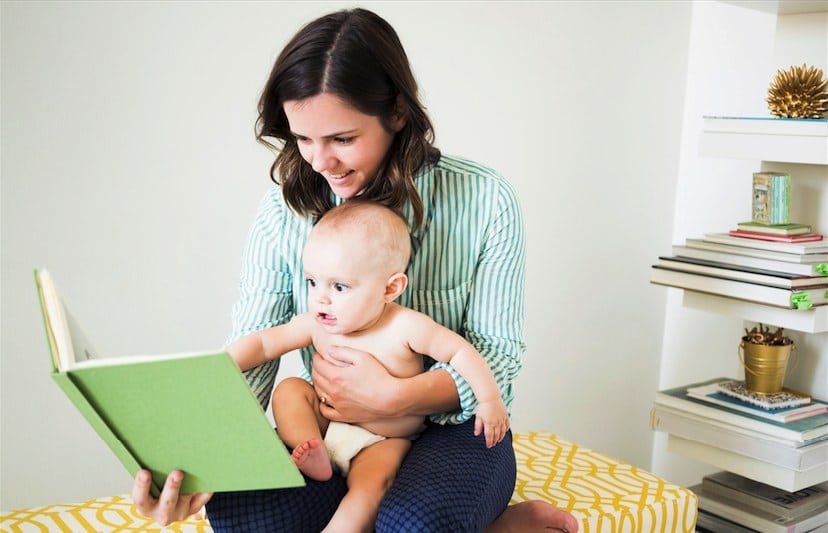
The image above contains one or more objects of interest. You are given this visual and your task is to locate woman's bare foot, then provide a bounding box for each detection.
[485,500,579,533]
[291,438,333,481]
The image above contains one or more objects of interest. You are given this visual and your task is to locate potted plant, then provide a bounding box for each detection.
[739,324,796,394]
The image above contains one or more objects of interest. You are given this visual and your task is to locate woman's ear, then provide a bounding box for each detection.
[384,272,408,302]
[391,95,408,132]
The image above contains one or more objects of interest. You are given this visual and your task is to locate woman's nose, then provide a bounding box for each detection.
[310,144,335,173]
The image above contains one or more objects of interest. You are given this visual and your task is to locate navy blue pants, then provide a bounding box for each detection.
[206,419,516,532]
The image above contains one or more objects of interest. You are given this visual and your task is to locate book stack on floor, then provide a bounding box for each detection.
[692,471,828,533]
[651,223,828,311]
[652,377,828,492]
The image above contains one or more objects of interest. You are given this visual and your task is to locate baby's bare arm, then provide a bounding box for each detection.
[226,313,314,371]
[402,310,510,447]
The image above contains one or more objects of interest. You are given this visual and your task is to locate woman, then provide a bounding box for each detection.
[132,8,577,533]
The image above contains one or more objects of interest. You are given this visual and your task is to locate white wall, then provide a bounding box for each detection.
[0,1,692,510]
[653,1,828,487]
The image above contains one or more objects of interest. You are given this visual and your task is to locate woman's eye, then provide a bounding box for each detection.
[334,137,355,145]
[295,135,311,145]
[333,283,348,292]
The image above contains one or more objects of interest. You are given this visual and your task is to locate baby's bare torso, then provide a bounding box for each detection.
[312,303,426,438]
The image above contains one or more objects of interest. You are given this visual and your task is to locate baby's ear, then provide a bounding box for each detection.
[384,272,408,302]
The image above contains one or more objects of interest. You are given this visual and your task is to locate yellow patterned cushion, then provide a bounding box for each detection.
[512,432,698,532]
[1,432,697,532]
[0,495,208,532]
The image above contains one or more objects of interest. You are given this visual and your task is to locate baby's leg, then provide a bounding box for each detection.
[272,377,332,481]
[322,437,411,533]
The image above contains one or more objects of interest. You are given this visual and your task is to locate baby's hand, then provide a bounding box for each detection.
[474,400,510,448]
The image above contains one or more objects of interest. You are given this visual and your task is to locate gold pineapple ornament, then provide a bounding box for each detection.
[767,64,828,118]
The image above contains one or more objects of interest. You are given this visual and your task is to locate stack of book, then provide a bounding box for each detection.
[651,224,828,310]
[652,377,828,492]
[692,471,828,533]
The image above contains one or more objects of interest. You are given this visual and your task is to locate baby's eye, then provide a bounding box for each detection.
[306,278,317,287]
[333,283,348,292]
[334,136,355,145]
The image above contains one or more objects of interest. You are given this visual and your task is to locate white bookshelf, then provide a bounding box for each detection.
[665,114,828,491]
[699,117,828,164]
[652,2,828,519]
[682,292,828,334]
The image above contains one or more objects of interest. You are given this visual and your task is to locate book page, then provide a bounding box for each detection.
[64,306,99,364]
[36,270,75,371]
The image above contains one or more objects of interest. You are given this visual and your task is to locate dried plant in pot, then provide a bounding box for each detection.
[738,324,796,394]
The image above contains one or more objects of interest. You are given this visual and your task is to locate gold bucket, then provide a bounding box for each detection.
[738,340,796,394]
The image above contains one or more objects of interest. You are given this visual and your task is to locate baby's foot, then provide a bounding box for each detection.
[291,438,333,481]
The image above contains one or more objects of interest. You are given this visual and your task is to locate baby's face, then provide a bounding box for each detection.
[302,233,391,335]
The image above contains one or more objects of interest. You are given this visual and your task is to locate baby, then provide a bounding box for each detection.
[227,200,509,532]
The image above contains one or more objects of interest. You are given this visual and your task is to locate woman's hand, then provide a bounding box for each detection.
[311,346,398,423]
[131,469,213,526]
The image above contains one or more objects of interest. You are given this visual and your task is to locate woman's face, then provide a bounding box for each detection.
[284,93,402,199]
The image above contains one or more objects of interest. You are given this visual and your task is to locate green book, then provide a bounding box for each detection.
[735,221,812,236]
[35,268,305,496]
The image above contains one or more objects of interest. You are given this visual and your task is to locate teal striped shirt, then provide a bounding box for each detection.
[229,153,526,425]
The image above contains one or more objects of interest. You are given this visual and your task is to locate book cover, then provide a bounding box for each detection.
[35,269,305,496]
[655,378,828,444]
[650,266,828,310]
[736,221,813,236]
[703,233,828,255]
[673,437,828,492]
[752,172,790,225]
[672,244,828,277]
[691,482,828,533]
[728,230,824,244]
[684,238,828,265]
[717,380,812,410]
[686,382,828,423]
[695,508,761,533]
[703,471,828,519]
[651,404,828,470]
[656,256,828,289]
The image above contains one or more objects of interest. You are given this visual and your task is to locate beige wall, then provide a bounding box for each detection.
[1,1,691,510]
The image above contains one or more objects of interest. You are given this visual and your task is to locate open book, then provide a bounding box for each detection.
[34,268,304,496]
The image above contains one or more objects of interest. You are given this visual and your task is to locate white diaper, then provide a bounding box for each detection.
[324,421,386,475]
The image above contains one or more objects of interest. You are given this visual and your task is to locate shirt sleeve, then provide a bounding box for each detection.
[227,186,297,407]
[429,178,527,425]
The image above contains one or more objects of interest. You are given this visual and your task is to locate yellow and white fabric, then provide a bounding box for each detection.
[0,432,697,533]
[511,432,698,533]
[0,495,208,533]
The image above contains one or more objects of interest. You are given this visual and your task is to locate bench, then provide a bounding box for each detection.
[0,432,698,532]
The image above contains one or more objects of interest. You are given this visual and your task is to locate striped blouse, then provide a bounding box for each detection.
[228,153,526,425]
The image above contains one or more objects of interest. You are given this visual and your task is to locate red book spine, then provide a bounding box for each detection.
[728,229,825,243]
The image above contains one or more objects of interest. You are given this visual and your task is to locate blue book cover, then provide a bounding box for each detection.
[657,377,828,441]
[688,387,828,423]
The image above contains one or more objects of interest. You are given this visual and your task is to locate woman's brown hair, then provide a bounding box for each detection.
[256,8,440,227]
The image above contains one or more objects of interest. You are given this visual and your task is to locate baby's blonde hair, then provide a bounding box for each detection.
[312,200,412,274]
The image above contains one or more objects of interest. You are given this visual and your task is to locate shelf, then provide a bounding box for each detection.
[682,291,828,333]
[699,117,828,165]
[721,0,828,16]
[667,434,828,492]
